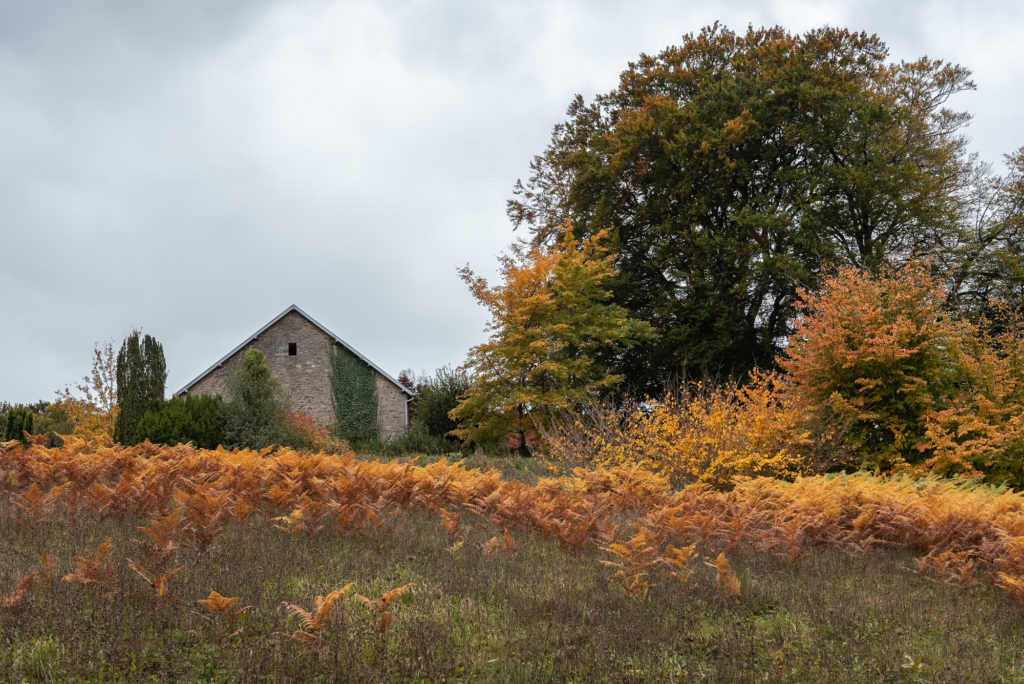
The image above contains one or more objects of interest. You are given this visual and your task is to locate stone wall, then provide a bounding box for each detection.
[183,310,408,439]
[376,374,409,441]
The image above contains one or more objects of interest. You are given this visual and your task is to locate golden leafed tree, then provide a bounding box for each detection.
[54,340,118,443]
[450,227,651,455]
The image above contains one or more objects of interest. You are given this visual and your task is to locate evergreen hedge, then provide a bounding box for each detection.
[134,395,225,449]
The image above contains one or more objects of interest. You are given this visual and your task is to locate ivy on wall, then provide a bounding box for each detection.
[330,344,378,441]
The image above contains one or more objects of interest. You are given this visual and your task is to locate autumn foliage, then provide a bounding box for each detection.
[783,261,1024,484]
[7,439,1024,614]
[452,226,651,453]
[542,260,1024,490]
[918,307,1024,485]
[53,340,119,444]
[542,373,809,487]
[782,261,964,470]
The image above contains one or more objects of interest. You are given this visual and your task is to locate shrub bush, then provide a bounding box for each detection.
[283,411,349,453]
[2,406,34,443]
[222,349,293,449]
[134,395,225,449]
[410,365,469,442]
[351,425,468,458]
[541,373,809,488]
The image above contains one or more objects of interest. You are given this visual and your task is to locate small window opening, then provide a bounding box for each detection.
[288,342,297,356]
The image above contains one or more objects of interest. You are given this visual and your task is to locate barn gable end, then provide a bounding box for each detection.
[176,305,412,440]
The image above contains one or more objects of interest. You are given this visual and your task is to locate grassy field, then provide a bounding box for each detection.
[5,507,1024,682]
[3,447,1024,681]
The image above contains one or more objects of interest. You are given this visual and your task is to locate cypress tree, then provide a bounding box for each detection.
[3,406,34,443]
[114,330,167,444]
[143,334,167,413]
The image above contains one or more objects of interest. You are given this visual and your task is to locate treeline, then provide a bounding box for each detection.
[2,332,470,455]
[541,263,1024,488]
[507,24,1024,392]
[444,23,1024,480]
[8,24,1023,477]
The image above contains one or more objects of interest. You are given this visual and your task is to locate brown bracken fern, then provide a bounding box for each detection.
[0,572,35,609]
[63,537,118,596]
[279,583,355,647]
[196,590,248,642]
[356,582,414,634]
[705,553,742,601]
[127,559,182,604]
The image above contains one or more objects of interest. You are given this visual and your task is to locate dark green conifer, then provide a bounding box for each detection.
[114,331,167,444]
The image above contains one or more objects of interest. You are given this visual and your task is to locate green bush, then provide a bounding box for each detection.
[0,401,71,447]
[134,395,225,449]
[352,424,467,458]
[410,365,469,442]
[222,349,292,449]
[0,402,12,439]
[33,402,74,439]
[3,406,34,443]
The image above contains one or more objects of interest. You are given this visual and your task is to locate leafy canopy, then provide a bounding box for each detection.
[54,340,119,443]
[409,365,470,441]
[509,23,976,392]
[782,261,966,470]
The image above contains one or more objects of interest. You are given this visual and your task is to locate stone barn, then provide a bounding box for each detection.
[176,305,413,440]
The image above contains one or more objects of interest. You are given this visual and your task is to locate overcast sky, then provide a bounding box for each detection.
[1,0,1021,403]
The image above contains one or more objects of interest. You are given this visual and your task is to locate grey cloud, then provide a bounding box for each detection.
[1,0,1021,403]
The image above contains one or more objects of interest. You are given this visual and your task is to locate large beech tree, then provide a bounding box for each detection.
[451,228,651,455]
[509,24,977,392]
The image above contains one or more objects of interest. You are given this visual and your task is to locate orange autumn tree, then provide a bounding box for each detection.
[781,261,967,471]
[783,261,1024,482]
[920,306,1024,484]
[451,227,651,455]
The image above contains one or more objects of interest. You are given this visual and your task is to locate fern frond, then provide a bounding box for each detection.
[380,582,413,607]
[39,551,53,585]
[0,572,35,608]
[283,602,314,628]
[197,590,241,616]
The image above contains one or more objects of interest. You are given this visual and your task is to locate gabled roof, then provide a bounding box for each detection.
[176,304,414,398]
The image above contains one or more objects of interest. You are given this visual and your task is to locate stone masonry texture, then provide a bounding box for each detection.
[182,310,408,440]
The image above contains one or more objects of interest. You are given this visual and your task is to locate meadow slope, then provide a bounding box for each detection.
[2,439,1024,681]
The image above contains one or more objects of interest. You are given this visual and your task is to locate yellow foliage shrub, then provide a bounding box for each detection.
[542,373,809,488]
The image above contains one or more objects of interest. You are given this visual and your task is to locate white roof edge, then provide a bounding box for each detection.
[175,304,415,398]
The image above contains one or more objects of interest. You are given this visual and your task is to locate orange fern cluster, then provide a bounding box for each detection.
[7,439,1024,606]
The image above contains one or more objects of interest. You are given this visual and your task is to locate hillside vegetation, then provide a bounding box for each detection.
[3,438,1024,680]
